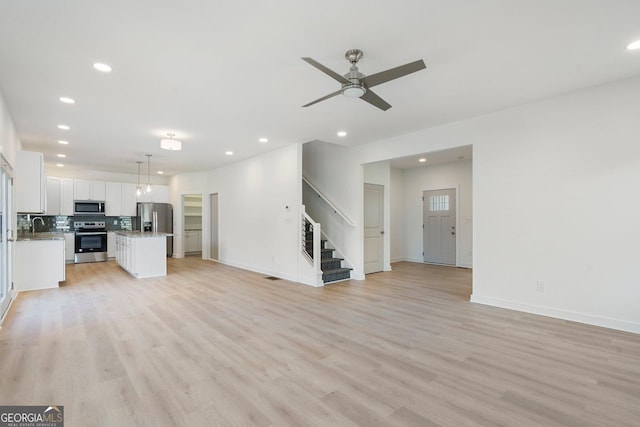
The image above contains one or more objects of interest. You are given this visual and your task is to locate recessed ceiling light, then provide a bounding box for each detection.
[57,124,70,130]
[157,171,164,175]
[626,39,640,50]
[93,62,112,72]
[225,151,234,155]
[56,163,64,167]
[457,155,465,160]
[57,154,66,158]
[58,140,69,145]
[59,97,75,104]
[419,158,427,162]
[337,131,347,137]
[259,137,268,143]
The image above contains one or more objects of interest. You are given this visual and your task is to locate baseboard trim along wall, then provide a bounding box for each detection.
[470,294,640,334]
[218,259,323,288]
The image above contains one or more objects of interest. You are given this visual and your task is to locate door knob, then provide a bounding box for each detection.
[380,231,385,234]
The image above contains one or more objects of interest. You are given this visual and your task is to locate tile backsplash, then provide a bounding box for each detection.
[17,215,138,233]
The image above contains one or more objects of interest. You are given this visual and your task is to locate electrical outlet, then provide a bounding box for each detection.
[536,280,545,292]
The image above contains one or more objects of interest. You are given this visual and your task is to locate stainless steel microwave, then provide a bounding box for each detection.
[74,200,106,215]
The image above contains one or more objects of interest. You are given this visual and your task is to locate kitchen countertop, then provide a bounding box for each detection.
[115,231,173,238]
[17,232,66,241]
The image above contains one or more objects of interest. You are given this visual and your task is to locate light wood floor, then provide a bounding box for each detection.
[1,259,639,426]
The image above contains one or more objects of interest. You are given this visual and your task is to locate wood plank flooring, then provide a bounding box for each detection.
[1,259,639,426]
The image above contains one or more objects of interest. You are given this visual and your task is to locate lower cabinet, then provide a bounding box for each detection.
[15,240,65,290]
[107,232,116,258]
[115,233,167,278]
[184,230,202,253]
[64,233,75,263]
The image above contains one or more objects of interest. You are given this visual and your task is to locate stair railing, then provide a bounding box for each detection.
[302,176,355,227]
[302,207,321,273]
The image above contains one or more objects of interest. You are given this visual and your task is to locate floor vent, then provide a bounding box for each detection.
[264,276,281,281]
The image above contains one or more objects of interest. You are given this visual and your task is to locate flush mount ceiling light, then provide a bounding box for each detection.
[93,62,112,72]
[337,131,347,137]
[160,133,182,151]
[57,124,70,130]
[627,39,640,50]
[59,96,75,104]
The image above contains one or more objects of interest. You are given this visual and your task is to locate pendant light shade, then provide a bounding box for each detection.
[136,161,142,196]
[146,154,152,193]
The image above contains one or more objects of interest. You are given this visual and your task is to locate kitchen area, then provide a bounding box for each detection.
[14,151,174,291]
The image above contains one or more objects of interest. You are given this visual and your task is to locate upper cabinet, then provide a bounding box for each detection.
[137,185,170,203]
[106,182,138,216]
[74,180,106,201]
[15,151,46,213]
[47,177,74,215]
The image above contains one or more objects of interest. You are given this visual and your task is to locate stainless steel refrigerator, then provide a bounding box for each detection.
[137,202,173,257]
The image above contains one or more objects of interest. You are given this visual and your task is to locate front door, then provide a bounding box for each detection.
[364,183,384,274]
[423,188,456,265]
[0,155,14,318]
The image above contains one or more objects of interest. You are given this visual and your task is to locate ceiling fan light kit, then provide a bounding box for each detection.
[161,133,182,150]
[302,48,426,111]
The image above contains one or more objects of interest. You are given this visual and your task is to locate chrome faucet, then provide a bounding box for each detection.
[31,216,44,234]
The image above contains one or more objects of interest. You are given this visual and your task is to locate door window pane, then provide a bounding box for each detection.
[429,195,449,211]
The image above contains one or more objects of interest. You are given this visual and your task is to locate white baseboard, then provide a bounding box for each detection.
[217,259,323,287]
[470,294,640,334]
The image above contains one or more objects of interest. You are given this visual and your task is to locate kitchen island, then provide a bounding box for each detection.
[115,231,172,278]
[15,233,66,290]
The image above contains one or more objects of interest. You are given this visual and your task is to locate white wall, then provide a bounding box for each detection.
[0,90,21,166]
[390,167,404,263]
[304,75,640,333]
[402,159,472,267]
[172,144,318,286]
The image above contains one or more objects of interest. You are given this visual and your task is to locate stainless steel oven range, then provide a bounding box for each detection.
[74,221,107,263]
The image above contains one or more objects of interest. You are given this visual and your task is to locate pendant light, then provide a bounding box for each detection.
[145,154,152,193]
[136,161,142,196]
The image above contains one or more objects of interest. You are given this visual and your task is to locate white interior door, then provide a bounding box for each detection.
[364,183,384,274]
[423,188,456,265]
[1,156,14,318]
[210,193,218,260]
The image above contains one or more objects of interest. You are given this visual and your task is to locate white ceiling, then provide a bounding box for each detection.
[1,1,639,176]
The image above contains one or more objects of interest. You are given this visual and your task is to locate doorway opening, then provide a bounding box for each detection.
[182,194,202,256]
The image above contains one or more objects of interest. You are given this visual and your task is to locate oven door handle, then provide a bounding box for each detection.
[76,232,107,236]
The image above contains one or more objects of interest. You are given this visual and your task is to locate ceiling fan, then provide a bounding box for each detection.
[302,49,426,111]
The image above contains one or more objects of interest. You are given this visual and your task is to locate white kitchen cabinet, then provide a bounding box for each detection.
[105,182,122,216]
[64,233,75,263]
[184,230,202,253]
[115,232,168,278]
[47,177,61,215]
[74,180,106,201]
[47,177,74,215]
[136,185,170,203]
[107,231,116,258]
[15,239,65,290]
[106,182,138,216]
[121,183,138,216]
[15,150,46,213]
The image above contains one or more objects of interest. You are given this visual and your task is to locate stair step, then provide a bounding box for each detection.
[322,267,352,283]
[321,257,344,270]
[321,248,334,259]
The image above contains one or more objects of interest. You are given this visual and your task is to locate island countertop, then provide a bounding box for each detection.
[17,232,66,241]
[114,231,173,238]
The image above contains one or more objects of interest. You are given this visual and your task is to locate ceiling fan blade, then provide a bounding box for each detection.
[360,89,392,111]
[302,90,342,107]
[302,57,351,84]
[361,59,426,88]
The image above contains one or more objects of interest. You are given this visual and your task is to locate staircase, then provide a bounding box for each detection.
[320,240,352,283]
[303,221,351,284]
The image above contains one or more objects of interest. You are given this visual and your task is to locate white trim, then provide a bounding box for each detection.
[421,184,461,267]
[217,258,323,287]
[470,294,640,334]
